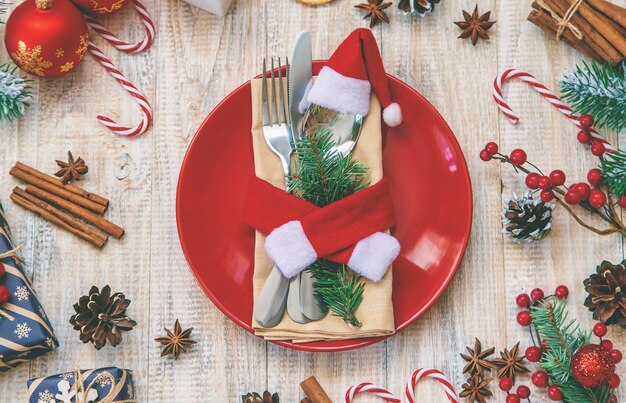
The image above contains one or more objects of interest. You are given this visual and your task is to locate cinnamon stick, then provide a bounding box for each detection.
[24,185,125,239]
[587,0,626,32]
[11,192,107,248]
[300,377,332,403]
[15,162,109,209]
[10,166,107,215]
[574,0,626,57]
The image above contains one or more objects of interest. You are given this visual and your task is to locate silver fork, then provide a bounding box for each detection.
[254,57,309,328]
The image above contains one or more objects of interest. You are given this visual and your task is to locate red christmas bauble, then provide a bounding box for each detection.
[4,0,89,78]
[571,344,616,387]
[70,0,131,14]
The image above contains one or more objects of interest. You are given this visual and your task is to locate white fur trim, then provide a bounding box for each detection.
[383,102,402,127]
[307,66,371,116]
[348,232,400,282]
[265,221,318,278]
[298,79,313,114]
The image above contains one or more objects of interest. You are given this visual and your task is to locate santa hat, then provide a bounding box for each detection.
[307,28,402,127]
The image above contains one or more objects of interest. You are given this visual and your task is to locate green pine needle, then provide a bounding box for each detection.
[600,151,626,198]
[288,125,369,327]
[0,63,32,123]
[560,60,626,132]
[0,3,6,24]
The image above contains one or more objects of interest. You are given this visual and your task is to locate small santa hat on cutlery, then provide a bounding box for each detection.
[307,28,402,127]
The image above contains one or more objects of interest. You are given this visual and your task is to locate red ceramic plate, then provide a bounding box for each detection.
[177,61,472,352]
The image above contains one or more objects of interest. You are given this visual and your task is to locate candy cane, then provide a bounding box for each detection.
[88,43,152,137]
[85,0,155,54]
[405,368,459,403]
[345,383,401,403]
[493,68,617,152]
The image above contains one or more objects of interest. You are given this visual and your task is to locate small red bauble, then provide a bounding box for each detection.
[591,141,606,156]
[593,322,608,337]
[549,170,566,186]
[587,168,603,187]
[580,114,594,128]
[517,310,532,326]
[547,385,563,401]
[538,176,553,191]
[516,293,531,308]
[540,190,555,202]
[516,385,530,399]
[4,0,89,78]
[509,149,527,166]
[525,346,542,362]
[480,149,491,161]
[531,370,549,387]
[610,349,622,364]
[485,142,499,155]
[499,377,513,392]
[608,374,620,388]
[589,189,607,209]
[555,285,569,299]
[525,173,541,189]
[506,395,520,403]
[577,130,591,144]
[565,189,582,205]
[571,344,616,388]
[573,183,591,199]
[619,196,626,209]
[602,340,614,350]
[69,0,132,14]
[0,286,10,303]
[530,288,544,302]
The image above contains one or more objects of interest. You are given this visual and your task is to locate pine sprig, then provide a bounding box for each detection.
[0,2,7,24]
[600,151,626,198]
[560,61,626,132]
[288,126,369,327]
[0,63,32,122]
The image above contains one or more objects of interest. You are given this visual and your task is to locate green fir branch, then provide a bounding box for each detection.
[600,151,626,198]
[288,126,369,327]
[0,63,32,122]
[0,3,6,24]
[560,60,626,132]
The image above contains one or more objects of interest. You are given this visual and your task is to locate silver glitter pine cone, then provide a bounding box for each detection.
[398,0,441,16]
[502,191,554,242]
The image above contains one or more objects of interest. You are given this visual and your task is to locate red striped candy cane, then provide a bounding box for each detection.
[85,0,155,54]
[88,43,152,137]
[345,383,401,403]
[405,368,459,403]
[493,68,616,153]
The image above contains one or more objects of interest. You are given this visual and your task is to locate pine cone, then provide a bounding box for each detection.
[241,391,279,403]
[502,191,554,242]
[69,285,137,350]
[584,260,626,327]
[398,0,441,16]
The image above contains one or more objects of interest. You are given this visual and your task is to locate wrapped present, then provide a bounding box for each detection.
[27,367,136,403]
[0,202,57,374]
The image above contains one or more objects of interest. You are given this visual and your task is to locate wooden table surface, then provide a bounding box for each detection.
[1,0,626,401]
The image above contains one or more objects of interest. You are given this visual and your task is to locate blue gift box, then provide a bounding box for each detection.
[0,203,58,374]
[27,367,136,402]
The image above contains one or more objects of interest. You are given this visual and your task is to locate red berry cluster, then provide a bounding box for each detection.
[591,323,623,389]
[499,377,532,403]
[576,114,606,157]
[0,263,9,303]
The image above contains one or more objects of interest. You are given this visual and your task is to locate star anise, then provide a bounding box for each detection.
[454,5,496,46]
[155,319,197,360]
[493,342,530,381]
[460,338,496,376]
[459,375,493,403]
[54,151,88,183]
[355,0,392,28]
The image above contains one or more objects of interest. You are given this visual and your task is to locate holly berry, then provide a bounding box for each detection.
[540,190,555,202]
[594,322,608,337]
[602,340,614,350]
[509,149,527,166]
[610,349,622,364]
[532,370,549,387]
[565,189,582,205]
[0,262,5,278]
[516,293,531,308]
[480,149,492,161]
[589,189,607,209]
[555,285,569,299]
[516,385,531,399]
[619,196,626,209]
[580,114,594,128]
[547,385,563,401]
[591,141,606,156]
[485,142,499,155]
[506,395,520,403]
[0,285,9,304]
[525,346,542,362]
[577,130,591,144]
[517,310,532,326]
[499,377,513,392]
[608,374,620,389]
[525,173,541,189]
[587,168,603,187]
[530,288,544,302]
[538,176,553,191]
[573,182,591,199]
[549,170,566,186]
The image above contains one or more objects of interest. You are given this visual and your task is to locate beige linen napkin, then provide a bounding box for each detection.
[250,78,395,342]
